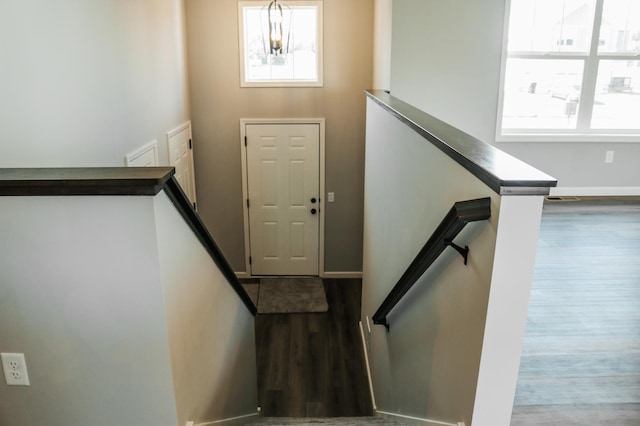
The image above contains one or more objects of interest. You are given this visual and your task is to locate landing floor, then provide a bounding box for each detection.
[255,278,374,417]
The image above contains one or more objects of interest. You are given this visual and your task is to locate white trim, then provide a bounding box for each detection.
[166,121,197,206]
[549,186,640,197]
[195,412,259,426]
[318,121,326,278]
[376,410,460,426]
[496,133,640,143]
[234,271,251,280]
[240,118,326,277]
[238,1,324,88]
[235,272,362,279]
[167,121,192,142]
[240,122,252,277]
[494,0,511,143]
[322,271,363,279]
[124,140,159,167]
[359,321,377,410]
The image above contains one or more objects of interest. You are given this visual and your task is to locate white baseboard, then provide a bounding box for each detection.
[322,271,363,278]
[358,323,463,426]
[549,186,640,197]
[235,271,251,279]
[376,410,462,426]
[359,321,376,410]
[235,271,363,279]
[195,412,259,426]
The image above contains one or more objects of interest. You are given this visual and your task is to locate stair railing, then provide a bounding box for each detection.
[163,175,257,315]
[372,197,491,330]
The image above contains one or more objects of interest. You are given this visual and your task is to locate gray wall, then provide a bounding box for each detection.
[184,0,374,272]
[0,197,179,426]
[154,192,258,425]
[362,99,502,424]
[0,0,190,167]
[389,0,640,193]
[0,193,259,426]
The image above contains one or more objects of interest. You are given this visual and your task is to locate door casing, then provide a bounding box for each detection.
[240,118,325,277]
[167,121,197,208]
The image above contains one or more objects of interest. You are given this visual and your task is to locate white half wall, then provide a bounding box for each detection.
[0,191,258,426]
[0,196,178,426]
[362,98,546,425]
[362,98,502,425]
[471,196,544,425]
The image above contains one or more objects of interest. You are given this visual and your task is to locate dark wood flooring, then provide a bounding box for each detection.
[255,278,373,418]
[511,198,640,425]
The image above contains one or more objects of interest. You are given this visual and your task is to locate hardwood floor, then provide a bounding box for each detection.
[511,198,640,425]
[255,278,374,418]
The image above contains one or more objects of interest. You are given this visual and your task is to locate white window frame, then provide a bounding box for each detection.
[238,0,324,88]
[496,0,640,143]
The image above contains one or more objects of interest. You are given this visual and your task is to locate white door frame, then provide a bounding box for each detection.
[166,121,197,208]
[240,118,325,277]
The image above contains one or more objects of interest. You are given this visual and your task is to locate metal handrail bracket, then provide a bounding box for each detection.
[372,197,491,330]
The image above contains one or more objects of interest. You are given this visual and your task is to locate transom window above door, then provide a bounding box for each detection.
[238,1,323,87]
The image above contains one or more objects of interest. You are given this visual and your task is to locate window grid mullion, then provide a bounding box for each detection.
[577,0,606,130]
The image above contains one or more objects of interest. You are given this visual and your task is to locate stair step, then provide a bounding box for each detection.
[250,417,406,425]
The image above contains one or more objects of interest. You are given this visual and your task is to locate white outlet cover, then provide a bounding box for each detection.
[1,352,30,386]
[605,150,615,163]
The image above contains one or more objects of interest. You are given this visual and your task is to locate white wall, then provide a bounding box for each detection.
[153,191,258,425]
[389,0,640,195]
[0,0,190,167]
[362,99,502,424]
[0,196,178,426]
[362,98,545,425]
[0,192,258,426]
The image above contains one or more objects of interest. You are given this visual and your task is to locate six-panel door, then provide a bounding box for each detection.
[246,124,320,276]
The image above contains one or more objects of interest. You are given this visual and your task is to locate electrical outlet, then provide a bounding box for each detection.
[605,150,615,163]
[1,353,30,386]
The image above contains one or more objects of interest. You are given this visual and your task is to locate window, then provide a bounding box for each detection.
[497,0,640,141]
[238,1,323,87]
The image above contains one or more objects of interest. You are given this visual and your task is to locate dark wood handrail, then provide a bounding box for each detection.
[0,167,257,316]
[163,176,257,315]
[365,90,558,196]
[372,197,491,330]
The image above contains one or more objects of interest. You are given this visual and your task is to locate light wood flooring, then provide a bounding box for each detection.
[511,198,640,425]
[255,278,374,418]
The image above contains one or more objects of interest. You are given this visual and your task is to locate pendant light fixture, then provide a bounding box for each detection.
[263,0,291,56]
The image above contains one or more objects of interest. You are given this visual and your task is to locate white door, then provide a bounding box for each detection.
[246,123,320,276]
[168,123,197,209]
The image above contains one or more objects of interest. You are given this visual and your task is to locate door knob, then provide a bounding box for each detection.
[311,208,317,215]
[310,197,317,203]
